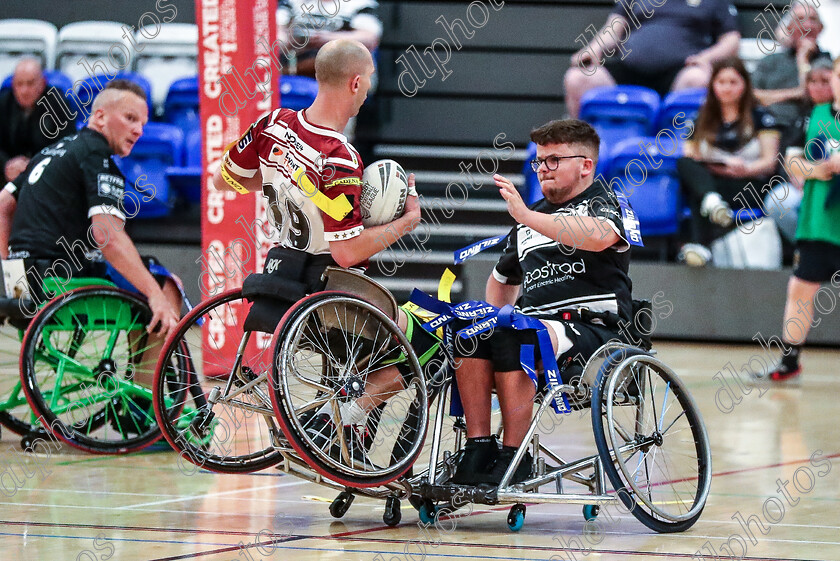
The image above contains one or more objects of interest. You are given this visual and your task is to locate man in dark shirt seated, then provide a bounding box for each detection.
[0,57,74,182]
[450,120,633,485]
[752,2,831,129]
[0,81,180,387]
[564,0,741,118]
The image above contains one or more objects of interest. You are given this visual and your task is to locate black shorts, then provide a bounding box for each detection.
[603,60,683,97]
[793,240,840,283]
[452,318,618,385]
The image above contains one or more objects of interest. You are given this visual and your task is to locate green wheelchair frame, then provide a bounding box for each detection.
[0,275,209,453]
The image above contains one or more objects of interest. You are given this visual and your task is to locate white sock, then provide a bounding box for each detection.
[340,401,367,426]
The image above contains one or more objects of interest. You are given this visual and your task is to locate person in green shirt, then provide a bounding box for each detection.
[763,57,840,381]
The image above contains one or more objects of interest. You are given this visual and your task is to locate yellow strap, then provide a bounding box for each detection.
[402,268,457,336]
[438,268,456,303]
[220,164,250,194]
[435,268,457,338]
[292,166,353,221]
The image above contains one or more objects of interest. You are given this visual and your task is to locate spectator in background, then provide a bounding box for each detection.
[756,56,840,381]
[752,1,830,129]
[564,0,740,118]
[276,0,381,78]
[677,57,782,267]
[0,57,74,182]
[763,58,835,243]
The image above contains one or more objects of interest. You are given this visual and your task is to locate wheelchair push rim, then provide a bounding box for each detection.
[19,286,180,453]
[0,316,39,435]
[270,291,429,488]
[592,348,712,531]
[153,288,285,474]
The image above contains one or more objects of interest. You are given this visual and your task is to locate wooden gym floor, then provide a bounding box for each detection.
[1,341,838,561]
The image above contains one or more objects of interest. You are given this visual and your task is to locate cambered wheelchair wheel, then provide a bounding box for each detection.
[591,347,712,533]
[20,287,189,453]
[0,307,38,435]
[153,288,285,473]
[270,291,428,488]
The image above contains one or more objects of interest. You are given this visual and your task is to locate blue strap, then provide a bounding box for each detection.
[408,292,571,415]
[496,305,571,414]
[615,191,644,247]
[453,234,507,264]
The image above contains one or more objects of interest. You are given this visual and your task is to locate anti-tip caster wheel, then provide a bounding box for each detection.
[329,491,355,519]
[383,495,401,526]
[418,499,442,524]
[583,504,600,521]
[507,503,526,532]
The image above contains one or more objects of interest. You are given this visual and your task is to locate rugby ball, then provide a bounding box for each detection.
[361,159,408,227]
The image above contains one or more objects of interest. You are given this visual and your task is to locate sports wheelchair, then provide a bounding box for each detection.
[153,267,711,532]
[0,269,207,453]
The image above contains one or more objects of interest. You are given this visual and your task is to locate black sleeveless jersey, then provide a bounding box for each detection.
[493,180,633,323]
[6,128,128,260]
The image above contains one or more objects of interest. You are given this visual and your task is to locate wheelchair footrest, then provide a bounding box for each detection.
[417,483,499,506]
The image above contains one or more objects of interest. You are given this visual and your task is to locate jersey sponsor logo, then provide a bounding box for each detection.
[269,143,290,167]
[284,129,306,153]
[40,142,67,157]
[97,173,125,199]
[324,177,361,190]
[523,260,586,287]
[518,226,554,255]
[237,130,253,151]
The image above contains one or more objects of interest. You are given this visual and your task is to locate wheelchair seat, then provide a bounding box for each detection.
[322,266,399,322]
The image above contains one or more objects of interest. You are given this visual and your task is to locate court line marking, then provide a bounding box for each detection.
[4,516,839,558]
[0,530,236,548]
[317,532,837,560]
[114,480,307,509]
[144,537,826,561]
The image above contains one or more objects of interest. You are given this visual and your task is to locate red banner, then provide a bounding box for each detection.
[196,0,278,375]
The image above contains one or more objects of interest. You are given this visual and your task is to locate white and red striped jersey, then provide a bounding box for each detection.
[223,108,364,255]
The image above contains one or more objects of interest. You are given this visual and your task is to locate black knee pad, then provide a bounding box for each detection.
[489,328,536,373]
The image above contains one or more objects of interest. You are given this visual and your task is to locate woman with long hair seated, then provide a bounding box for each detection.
[677,57,782,266]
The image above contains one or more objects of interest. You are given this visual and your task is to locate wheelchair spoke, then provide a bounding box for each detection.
[660,409,686,436]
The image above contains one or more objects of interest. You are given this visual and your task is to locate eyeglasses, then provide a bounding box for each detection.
[530,155,587,172]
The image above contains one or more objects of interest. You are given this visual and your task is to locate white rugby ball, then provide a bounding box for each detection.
[360,159,409,227]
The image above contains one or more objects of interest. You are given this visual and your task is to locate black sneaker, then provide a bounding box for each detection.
[303,412,372,466]
[303,412,336,451]
[109,395,155,436]
[451,437,499,485]
[489,446,533,486]
[768,362,801,382]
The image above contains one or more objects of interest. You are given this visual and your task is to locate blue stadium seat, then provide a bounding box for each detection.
[164,76,199,130]
[523,140,613,205]
[166,126,202,203]
[608,136,681,237]
[115,122,183,219]
[580,86,660,146]
[73,72,153,125]
[657,88,706,133]
[280,75,318,110]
